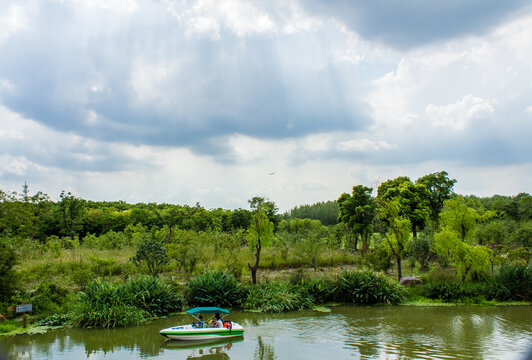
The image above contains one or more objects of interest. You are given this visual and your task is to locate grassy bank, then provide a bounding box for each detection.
[2,264,530,334]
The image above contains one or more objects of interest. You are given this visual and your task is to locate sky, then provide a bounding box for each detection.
[0,0,531,211]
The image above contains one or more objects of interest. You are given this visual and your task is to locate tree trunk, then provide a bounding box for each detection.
[412,224,417,239]
[353,233,358,252]
[361,233,369,253]
[248,240,261,285]
[396,256,402,282]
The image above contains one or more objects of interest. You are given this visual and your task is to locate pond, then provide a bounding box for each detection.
[1,305,531,359]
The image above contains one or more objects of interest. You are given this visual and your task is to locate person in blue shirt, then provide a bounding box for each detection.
[193,315,204,328]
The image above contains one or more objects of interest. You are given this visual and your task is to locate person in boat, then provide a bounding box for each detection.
[209,313,223,328]
[192,315,204,328]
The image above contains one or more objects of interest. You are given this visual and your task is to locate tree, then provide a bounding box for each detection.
[377,177,429,238]
[434,198,492,280]
[248,196,280,228]
[295,229,328,270]
[131,236,170,276]
[376,199,412,281]
[439,198,478,242]
[337,185,376,252]
[246,203,274,285]
[0,238,18,302]
[167,228,202,274]
[416,171,456,226]
[58,191,86,237]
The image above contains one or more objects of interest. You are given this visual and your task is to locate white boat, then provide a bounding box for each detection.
[160,307,244,341]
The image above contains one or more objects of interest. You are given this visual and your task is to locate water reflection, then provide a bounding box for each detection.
[1,306,531,359]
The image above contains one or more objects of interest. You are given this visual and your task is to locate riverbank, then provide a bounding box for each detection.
[1,264,530,334]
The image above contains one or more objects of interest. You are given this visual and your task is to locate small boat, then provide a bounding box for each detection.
[160,307,244,341]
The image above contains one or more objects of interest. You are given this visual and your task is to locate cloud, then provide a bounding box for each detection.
[302,0,531,49]
[425,95,495,130]
[0,0,371,162]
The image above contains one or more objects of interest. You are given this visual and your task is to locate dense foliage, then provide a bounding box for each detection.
[186,271,246,307]
[71,277,182,328]
[0,172,530,329]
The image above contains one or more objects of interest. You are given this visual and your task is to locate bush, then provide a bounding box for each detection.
[364,241,393,273]
[490,264,532,301]
[332,269,404,305]
[71,276,181,328]
[127,276,183,316]
[299,277,334,304]
[0,238,18,303]
[131,237,169,276]
[31,282,70,317]
[0,320,23,334]
[242,282,314,313]
[423,281,488,302]
[187,271,245,307]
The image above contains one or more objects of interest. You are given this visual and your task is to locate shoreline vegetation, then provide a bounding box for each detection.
[1,171,530,334]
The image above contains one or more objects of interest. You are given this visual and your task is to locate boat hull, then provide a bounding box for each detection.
[160,323,244,341]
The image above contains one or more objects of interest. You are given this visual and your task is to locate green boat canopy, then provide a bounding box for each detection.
[186,307,230,315]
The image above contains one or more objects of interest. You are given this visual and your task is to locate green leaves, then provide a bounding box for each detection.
[72,276,182,328]
[187,271,246,307]
[130,237,169,276]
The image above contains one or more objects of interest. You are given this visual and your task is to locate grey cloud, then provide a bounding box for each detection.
[0,0,371,163]
[302,0,530,49]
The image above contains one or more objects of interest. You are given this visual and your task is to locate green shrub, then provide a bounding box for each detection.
[127,276,183,316]
[71,276,181,328]
[243,282,313,313]
[31,282,69,317]
[299,277,334,304]
[423,281,489,302]
[72,301,147,328]
[364,241,393,273]
[0,320,23,334]
[187,271,245,307]
[490,264,532,301]
[0,238,18,303]
[332,269,404,305]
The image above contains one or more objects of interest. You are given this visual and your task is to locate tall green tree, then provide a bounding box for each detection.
[337,185,375,252]
[416,171,456,226]
[377,177,429,238]
[246,201,274,285]
[376,199,412,281]
[58,191,86,237]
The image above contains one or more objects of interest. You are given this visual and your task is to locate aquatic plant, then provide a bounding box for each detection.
[186,271,246,307]
[71,276,182,328]
[489,264,531,301]
[243,282,314,313]
[332,269,405,305]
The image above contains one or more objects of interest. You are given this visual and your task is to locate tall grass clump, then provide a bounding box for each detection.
[294,276,334,304]
[187,271,245,307]
[71,281,148,328]
[489,264,532,301]
[71,276,182,328]
[332,269,404,305]
[127,276,183,316]
[242,282,314,313]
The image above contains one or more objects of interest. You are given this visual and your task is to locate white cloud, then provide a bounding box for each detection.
[426,95,495,130]
[0,4,30,43]
[166,0,276,39]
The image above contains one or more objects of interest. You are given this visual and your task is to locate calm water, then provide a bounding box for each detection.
[1,306,531,359]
